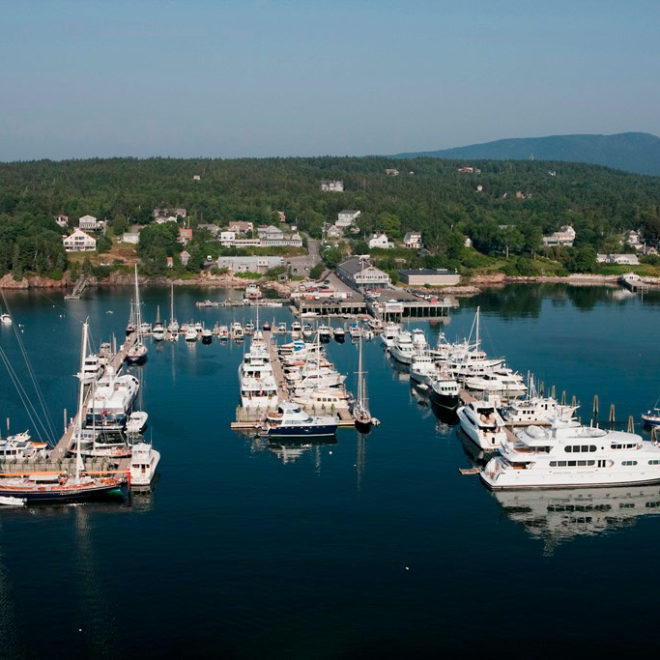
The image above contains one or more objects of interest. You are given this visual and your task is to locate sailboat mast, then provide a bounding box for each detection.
[134,264,142,340]
[170,282,175,324]
[475,305,481,349]
[357,332,363,405]
[75,321,89,482]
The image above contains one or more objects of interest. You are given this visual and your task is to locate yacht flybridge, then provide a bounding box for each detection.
[457,400,508,450]
[481,418,660,490]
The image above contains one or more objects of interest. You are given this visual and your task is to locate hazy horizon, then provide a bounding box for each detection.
[2,1,659,161]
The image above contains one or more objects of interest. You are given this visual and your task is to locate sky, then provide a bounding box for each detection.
[1,0,659,161]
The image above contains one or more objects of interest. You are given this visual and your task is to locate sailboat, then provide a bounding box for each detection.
[167,282,179,336]
[126,264,148,364]
[353,333,378,431]
[0,321,127,503]
[152,306,165,341]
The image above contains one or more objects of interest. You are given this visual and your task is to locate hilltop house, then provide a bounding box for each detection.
[543,225,576,247]
[368,232,393,249]
[63,228,96,252]
[320,180,344,192]
[403,231,423,250]
[55,214,69,228]
[337,256,390,290]
[228,221,254,234]
[220,231,236,247]
[79,214,103,231]
[336,210,361,228]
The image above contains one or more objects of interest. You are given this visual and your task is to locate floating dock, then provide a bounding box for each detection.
[231,330,356,432]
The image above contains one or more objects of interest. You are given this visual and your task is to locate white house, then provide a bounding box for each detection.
[543,225,576,247]
[216,256,284,273]
[257,225,285,242]
[220,231,237,247]
[63,229,96,252]
[79,214,100,231]
[320,180,344,192]
[180,250,191,266]
[368,232,393,249]
[403,231,423,249]
[228,221,254,234]
[336,210,361,228]
[55,214,69,228]
[598,253,640,266]
[326,225,343,240]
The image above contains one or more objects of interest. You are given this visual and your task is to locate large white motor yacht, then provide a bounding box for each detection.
[129,442,161,489]
[457,400,508,450]
[481,418,660,490]
[389,330,415,364]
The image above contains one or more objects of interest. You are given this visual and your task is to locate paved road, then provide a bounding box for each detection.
[286,233,321,277]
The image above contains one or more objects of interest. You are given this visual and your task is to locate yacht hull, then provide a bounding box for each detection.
[268,424,337,438]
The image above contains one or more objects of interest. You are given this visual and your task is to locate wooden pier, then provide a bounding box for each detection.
[0,331,139,477]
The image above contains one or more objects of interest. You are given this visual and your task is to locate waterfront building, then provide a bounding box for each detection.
[217,256,284,273]
[399,269,460,287]
[337,256,391,290]
[336,210,361,227]
[63,228,96,252]
[543,225,576,247]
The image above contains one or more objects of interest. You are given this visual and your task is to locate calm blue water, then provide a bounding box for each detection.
[1,284,660,658]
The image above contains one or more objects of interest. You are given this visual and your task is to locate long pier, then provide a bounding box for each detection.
[231,330,356,432]
[0,332,139,476]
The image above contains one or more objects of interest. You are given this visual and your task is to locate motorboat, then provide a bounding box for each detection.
[232,322,244,340]
[333,326,345,342]
[152,306,165,341]
[218,325,229,340]
[380,323,399,348]
[0,431,48,460]
[184,325,198,342]
[389,330,415,364]
[202,327,213,344]
[126,410,149,435]
[76,353,104,384]
[429,375,461,411]
[129,442,161,489]
[501,396,577,426]
[409,354,437,387]
[277,322,287,334]
[482,418,660,490]
[457,400,508,450]
[1,313,12,325]
[302,323,314,339]
[318,324,332,342]
[266,403,337,438]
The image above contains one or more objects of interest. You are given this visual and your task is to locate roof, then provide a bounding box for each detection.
[338,256,370,276]
[400,268,453,276]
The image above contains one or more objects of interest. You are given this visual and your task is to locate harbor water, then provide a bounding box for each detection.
[1,284,660,657]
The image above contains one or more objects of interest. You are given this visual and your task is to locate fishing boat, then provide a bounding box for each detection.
[482,417,660,490]
[126,265,148,364]
[0,322,127,504]
[266,403,337,438]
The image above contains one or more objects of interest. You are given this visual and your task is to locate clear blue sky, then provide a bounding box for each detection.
[1,0,658,160]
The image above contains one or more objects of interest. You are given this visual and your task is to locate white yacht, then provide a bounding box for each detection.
[389,330,415,364]
[184,325,198,342]
[76,353,105,384]
[126,410,149,435]
[500,396,577,426]
[482,418,660,490]
[152,306,165,341]
[318,324,331,341]
[409,354,437,387]
[239,333,279,410]
[380,323,399,348]
[85,368,140,430]
[465,370,527,397]
[232,322,244,340]
[0,431,48,460]
[218,324,229,340]
[457,400,508,450]
[129,442,161,489]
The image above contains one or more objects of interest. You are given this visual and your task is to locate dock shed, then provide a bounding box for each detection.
[399,268,460,287]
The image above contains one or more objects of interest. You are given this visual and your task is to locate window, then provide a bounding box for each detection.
[649,460,660,465]
[565,446,572,453]
[568,460,577,467]
[622,460,638,466]
[581,445,589,452]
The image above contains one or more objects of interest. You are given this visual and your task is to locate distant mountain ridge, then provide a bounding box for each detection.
[394,132,660,176]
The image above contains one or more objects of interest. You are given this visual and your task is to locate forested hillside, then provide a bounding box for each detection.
[1,156,659,279]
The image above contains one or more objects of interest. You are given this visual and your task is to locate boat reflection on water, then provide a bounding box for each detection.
[457,428,488,466]
[246,434,338,465]
[492,485,660,554]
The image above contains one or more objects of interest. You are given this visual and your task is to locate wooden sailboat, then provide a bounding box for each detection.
[354,333,378,431]
[126,264,148,364]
